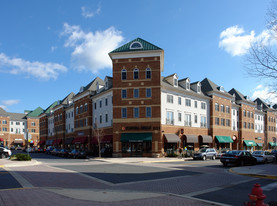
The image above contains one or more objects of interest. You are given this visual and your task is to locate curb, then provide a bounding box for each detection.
[228,168,277,180]
[2,160,41,168]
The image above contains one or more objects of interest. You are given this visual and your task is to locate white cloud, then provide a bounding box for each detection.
[61,23,124,73]
[219,25,273,56]
[251,85,277,104]
[81,5,101,18]
[0,53,67,80]
[0,99,20,110]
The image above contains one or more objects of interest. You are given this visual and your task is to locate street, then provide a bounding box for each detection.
[0,152,277,206]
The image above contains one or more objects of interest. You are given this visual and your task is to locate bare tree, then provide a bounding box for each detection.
[245,0,277,89]
[92,123,104,158]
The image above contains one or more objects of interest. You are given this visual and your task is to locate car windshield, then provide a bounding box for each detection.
[199,148,207,152]
[252,151,263,155]
[226,151,241,155]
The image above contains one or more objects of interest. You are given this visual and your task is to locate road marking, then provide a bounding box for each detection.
[262,181,277,191]
[229,168,277,180]
[0,187,32,192]
[0,172,8,175]
[4,167,34,188]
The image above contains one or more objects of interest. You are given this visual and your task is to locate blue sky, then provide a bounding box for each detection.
[0,0,274,113]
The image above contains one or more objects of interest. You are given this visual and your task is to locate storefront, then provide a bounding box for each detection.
[256,143,263,150]
[72,136,88,150]
[0,138,4,146]
[121,133,152,157]
[199,135,213,148]
[183,135,198,151]
[91,135,113,157]
[38,140,45,148]
[14,139,24,148]
[64,137,74,149]
[269,142,277,150]
[163,134,180,155]
[52,139,62,148]
[215,136,233,150]
[243,140,257,151]
[45,140,53,146]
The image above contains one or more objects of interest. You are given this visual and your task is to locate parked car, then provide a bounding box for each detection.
[271,150,277,160]
[68,149,79,158]
[220,150,257,166]
[192,148,217,160]
[76,150,88,159]
[0,147,12,157]
[252,151,276,163]
[10,146,15,150]
[216,149,229,159]
[37,148,45,153]
[45,146,54,154]
[59,149,70,157]
[50,148,61,155]
[15,146,23,150]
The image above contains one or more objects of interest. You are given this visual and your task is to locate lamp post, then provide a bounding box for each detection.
[26,129,29,157]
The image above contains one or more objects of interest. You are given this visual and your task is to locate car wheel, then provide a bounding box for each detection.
[202,156,206,161]
[1,153,5,159]
[212,155,216,160]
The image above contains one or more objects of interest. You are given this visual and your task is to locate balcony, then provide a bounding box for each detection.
[184,121,192,127]
[201,123,207,128]
[166,119,174,125]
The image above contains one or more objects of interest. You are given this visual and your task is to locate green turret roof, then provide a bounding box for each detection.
[110,38,162,53]
[26,107,44,117]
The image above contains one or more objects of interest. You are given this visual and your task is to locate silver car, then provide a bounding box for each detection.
[252,151,276,163]
[193,148,217,160]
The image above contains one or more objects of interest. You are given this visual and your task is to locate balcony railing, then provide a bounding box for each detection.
[166,119,174,125]
[184,121,192,127]
[201,123,207,128]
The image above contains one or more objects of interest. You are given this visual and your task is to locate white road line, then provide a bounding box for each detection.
[262,181,277,191]
[5,167,34,188]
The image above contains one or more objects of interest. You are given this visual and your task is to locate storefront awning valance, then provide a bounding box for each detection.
[200,135,213,143]
[46,140,53,145]
[185,135,198,143]
[38,140,45,145]
[256,143,263,147]
[244,140,257,147]
[92,135,113,144]
[215,136,233,143]
[164,134,180,143]
[64,137,74,144]
[121,133,152,142]
[72,136,88,144]
[14,139,24,144]
[52,139,62,145]
[269,142,277,146]
[0,138,4,141]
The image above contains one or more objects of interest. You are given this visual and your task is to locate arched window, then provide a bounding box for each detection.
[76,107,79,115]
[121,69,127,80]
[133,68,139,79]
[130,41,143,50]
[146,68,151,79]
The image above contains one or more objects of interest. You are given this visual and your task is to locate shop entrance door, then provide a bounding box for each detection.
[130,142,143,156]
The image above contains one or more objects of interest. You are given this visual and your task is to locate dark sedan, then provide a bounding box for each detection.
[220,150,257,166]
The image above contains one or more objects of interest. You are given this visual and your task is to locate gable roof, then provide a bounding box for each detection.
[110,38,162,53]
[201,78,232,98]
[44,101,59,114]
[26,107,44,117]
[0,107,8,116]
[60,92,75,105]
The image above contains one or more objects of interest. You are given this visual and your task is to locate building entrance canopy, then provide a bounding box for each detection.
[200,135,213,143]
[215,136,233,143]
[164,134,180,143]
[184,135,198,143]
[243,140,257,147]
[121,133,152,142]
[256,143,263,147]
[269,142,277,147]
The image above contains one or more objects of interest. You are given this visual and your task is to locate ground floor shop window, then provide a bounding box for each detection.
[122,142,152,154]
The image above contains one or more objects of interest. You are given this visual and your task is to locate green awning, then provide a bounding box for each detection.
[269,142,277,146]
[215,136,233,143]
[121,133,152,142]
[244,140,257,147]
[256,143,263,147]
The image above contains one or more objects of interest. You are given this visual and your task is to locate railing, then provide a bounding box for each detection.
[166,119,174,125]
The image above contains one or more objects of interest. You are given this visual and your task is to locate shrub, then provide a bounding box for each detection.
[11,153,32,161]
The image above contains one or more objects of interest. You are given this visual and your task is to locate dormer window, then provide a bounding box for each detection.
[186,79,190,90]
[146,68,151,79]
[121,69,127,80]
[197,83,201,93]
[133,68,139,79]
[130,41,143,50]
[173,74,178,87]
[105,81,108,89]
[218,86,224,92]
[96,82,99,91]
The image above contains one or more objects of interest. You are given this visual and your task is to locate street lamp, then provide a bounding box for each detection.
[26,129,29,157]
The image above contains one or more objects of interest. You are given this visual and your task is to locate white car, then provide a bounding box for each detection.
[0,147,12,156]
[252,151,276,163]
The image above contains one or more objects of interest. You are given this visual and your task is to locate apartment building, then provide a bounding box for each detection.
[0,107,42,148]
[38,37,277,157]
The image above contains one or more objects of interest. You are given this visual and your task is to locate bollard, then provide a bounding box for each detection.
[244,183,268,206]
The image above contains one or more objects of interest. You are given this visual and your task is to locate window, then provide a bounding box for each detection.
[178,97,182,105]
[194,100,197,108]
[133,68,139,79]
[185,99,191,107]
[146,107,151,118]
[221,118,225,126]
[100,115,102,124]
[166,111,174,125]
[197,84,201,93]
[122,108,127,118]
[94,102,96,110]
[31,122,35,126]
[121,69,127,80]
[215,103,219,111]
[167,95,173,103]
[226,106,230,113]
[134,107,139,118]
[185,114,191,126]
[251,123,254,129]
[146,68,151,79]
[243,110,246,117]
[85,103,88,112]
[105,114,108,122]
[3,120,7,124]
[174,78,178,87]
[247,111,250,118]
[201,102,206,110]
[221,104,225,112]
[3,128,7,132]
[226,119,230,127]
[244,122,247,128]
[215,117,219,125]
[178,113,182,122]
[100,100,102,108]
[186,81,190,90]
[31,129,35,133]
[201,116,207,128]
[146,88,152,98]
[251,112,253,118]
[248,123,250,129]
[10,122,13,125]
[122,89,127,99]
[194,114,198,124]
[105,98,108,106]
[134,89,139,98]
[76,107,79,115]
[80,105,83,113]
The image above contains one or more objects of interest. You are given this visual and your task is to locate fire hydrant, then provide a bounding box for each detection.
[244,183,268,206]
